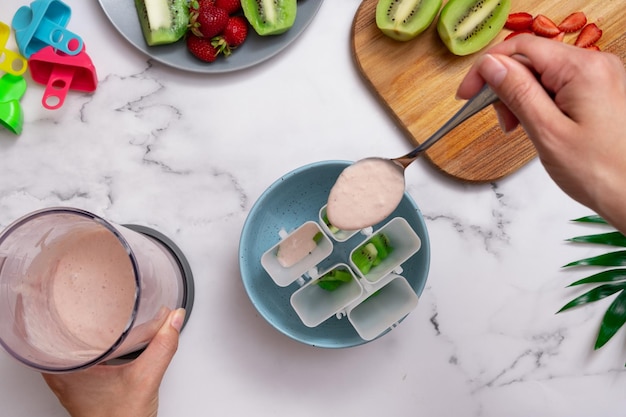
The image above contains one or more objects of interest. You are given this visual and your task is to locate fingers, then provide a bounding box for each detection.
[458,34,586,93]
[493,101,519,133]
[456,35,587,148]
[133,308,185,383]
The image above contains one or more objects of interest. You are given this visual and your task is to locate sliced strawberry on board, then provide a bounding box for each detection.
[585,44,601,51]
[557,11,587,33]
[531,14,561,37]
[574,23,603,48]
[505,12,534,31]
[504,30,534,41]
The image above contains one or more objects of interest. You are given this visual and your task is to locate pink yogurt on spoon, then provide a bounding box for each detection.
[326,158,405,230]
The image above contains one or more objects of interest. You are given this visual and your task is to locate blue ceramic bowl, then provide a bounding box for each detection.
[239,160,430,348]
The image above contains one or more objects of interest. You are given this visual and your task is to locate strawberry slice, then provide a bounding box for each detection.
[505,12,534,31]
[531,14,561,37]
[504,30,534,41]
[557,11,587,33]
[574,23,603,48]
[585,45,601,51]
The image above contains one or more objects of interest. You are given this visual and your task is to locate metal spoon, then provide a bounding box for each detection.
[391,84,499,169]
[326,85,500,230]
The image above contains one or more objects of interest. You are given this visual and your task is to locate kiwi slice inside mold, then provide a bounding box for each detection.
[376,0,443,41]
[134,0,189,46]
[437,0,511,56]
[241,0,297,36]
[317,269,353,291]
[352,242,379,275]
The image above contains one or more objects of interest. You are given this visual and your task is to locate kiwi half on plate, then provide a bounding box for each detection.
[437,0,511,56]
[376,0,443,41]
[134,0,189,46]
[241,0,297,36]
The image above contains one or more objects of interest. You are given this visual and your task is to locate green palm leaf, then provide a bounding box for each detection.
[557,282,626,313]
[571,215,608,224]
[562,250,626,267]
[567,232,626,247]
[596,290,626,349]
[568,269,626,286]
[564,215,626,364]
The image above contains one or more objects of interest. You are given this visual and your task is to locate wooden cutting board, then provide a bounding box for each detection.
[351,0,626,182]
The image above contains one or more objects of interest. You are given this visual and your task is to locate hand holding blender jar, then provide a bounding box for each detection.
[0,207,194,373]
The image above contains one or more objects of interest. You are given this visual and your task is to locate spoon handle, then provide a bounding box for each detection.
[397,84,500,166]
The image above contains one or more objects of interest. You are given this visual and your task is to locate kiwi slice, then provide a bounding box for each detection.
[241,0,297,36]
[437,0,510,56]
[352,242,379,275]
[376,0,443,41]
[134,0,189,46]
[322,213,340,234]
[313,231,324,243]
[368,233,393,260]
[317,269,353,291]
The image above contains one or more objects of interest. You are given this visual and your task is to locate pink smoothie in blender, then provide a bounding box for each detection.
[0,207,194,372]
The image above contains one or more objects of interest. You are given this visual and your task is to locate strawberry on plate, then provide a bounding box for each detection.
[190,3,229,38]
[187,33,220,62]
[215,0,241,15]
[222,16,248,47]
[212,15,248,56]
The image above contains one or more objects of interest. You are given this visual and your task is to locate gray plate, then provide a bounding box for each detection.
[97,0,324,73]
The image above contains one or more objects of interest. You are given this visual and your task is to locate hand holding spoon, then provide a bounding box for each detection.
[327,85,500,231]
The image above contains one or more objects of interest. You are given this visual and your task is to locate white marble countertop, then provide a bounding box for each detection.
[1,1,626,416]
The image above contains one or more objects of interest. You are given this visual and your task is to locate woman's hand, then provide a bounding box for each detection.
[457,35,626,232]
[42,308,186,417]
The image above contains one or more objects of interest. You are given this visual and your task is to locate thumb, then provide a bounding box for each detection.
[134,308,185,380]
[474,53,570,145]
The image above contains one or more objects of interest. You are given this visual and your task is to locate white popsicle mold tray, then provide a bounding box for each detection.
[260,206,422,341]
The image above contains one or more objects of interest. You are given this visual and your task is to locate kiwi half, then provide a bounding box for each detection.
[376,0,443,41]
[134,0,189,46]
[241,0,297,36]
[437,0,510,56]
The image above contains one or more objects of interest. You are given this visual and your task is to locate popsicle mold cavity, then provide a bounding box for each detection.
[347,274,418,341]
[349,217,421,284]
[291,264,363,328]
[319,205,359,242]
[261,221,333,287]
